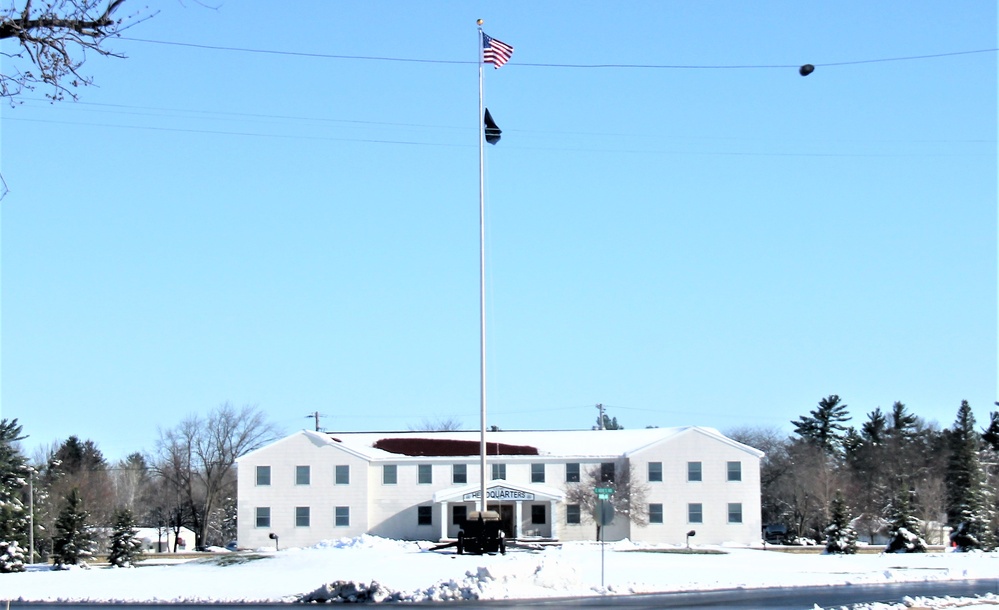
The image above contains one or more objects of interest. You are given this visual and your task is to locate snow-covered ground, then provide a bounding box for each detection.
[1,537,997,608]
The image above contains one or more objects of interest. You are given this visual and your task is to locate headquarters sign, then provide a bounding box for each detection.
[463,486,536,502]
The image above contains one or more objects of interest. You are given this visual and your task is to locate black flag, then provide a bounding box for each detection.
[484,108,501,145]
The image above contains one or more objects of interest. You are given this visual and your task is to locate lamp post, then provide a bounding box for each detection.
[268,532,279,551]
[686,530,696,549]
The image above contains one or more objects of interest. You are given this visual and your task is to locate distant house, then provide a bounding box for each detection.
[134,526,195,553]
[236,427,763,549]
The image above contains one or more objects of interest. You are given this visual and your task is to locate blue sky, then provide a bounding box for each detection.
[1,1,996,461]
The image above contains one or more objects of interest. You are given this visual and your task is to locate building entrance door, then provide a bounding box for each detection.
[488,504,515,538]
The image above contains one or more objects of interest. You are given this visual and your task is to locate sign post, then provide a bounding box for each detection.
[593,487,615,588]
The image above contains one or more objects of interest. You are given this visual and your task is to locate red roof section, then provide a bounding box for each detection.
[373,437,539,457]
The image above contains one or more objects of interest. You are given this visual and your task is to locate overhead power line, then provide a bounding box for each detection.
[120,37,998,71]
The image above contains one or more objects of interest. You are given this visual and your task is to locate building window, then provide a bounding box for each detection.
[296,465,310,486]
[296,506,310,527]
[600,462,615,483]
[491,463,506,480]
[688,503,703,524]
[255,466,271,486]
[335,465,350,485]
[687,461,702,482]
[255,507,270,528]
[531,505,546,525]
[418,464,432,484]
[648,462,663,483]
[649,503,664,524]
[335,506,350,527]
[566,504,581,524]
[531,463,546,483]
[452,505,467,525]
[727,461,742,482]
[453,464,467,484]
[566,463,580,483]
[383,464,397,485]
[728,503,743,524]
[417,506,433,526]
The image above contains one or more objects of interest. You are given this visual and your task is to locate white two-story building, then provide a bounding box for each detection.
[236,427,763,549]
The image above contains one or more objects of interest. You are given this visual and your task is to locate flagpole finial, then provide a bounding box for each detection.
[476,19,483,26]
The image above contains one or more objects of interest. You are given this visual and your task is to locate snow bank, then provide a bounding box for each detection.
[1,536,998,604]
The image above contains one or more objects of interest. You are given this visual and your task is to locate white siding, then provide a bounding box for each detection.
[237,427,763,548]
[237,432,370,549]
[631,428,762,545]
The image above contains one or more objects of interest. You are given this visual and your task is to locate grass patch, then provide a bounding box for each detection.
[193,553,271,567]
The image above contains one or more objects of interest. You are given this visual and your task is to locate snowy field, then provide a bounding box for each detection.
[1,537,998,608]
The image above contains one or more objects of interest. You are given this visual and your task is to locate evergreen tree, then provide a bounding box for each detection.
[52,488,95,569]
[843,424,888,544]
[108,508,142,568]
[982,409,999,453]
[861,408,887,445]
[887,402,919,442]
[884,487,927,553]
[945,401,993,551]
[792,395,851,457]
[44,436,114,528]
[595,413,623,430]
[824,491,858,554]
[0,419,30,573]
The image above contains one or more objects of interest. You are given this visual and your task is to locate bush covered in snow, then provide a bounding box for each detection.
[824,491,858,555]
[0,540,25,573]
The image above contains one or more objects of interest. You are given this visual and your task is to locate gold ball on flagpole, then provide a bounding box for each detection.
[476,19,483,25]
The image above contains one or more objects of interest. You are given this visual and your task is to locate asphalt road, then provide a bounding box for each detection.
[475,578,999,608]
[8,578,999,609]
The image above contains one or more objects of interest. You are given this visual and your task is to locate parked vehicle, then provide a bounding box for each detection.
[763,523,789,544]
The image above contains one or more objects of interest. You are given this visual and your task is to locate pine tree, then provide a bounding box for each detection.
[884,487,927,553]
[945,401,993,551]
[52,488,95,569]
[887,402,919,442]
[824,491,858,554]
[108,508,142,568]
[861,408,887,445]
[0,419,30,573]
[982,409,999,452]
[792,395,851,457]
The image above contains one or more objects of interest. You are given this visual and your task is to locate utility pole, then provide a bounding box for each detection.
[596,403,605,430]
[305,412,327,432]
[28,471,34,564]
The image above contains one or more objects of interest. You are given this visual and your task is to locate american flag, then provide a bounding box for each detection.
[482,33,514,69]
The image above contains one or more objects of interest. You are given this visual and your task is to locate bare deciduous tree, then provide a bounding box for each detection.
[409,416,464,432]
[154,403,280,548]
[564,459,649,539]
[0,0,153,101]
[110,452,157,524]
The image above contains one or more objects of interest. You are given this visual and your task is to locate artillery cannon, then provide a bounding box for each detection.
[457,510,505,555]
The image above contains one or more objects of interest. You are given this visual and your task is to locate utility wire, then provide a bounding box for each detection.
[120,37,998,70]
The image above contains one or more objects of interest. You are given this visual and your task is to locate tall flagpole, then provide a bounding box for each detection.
[476,19,488,514]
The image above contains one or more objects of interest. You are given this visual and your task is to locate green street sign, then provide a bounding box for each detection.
[594,486,614,499]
